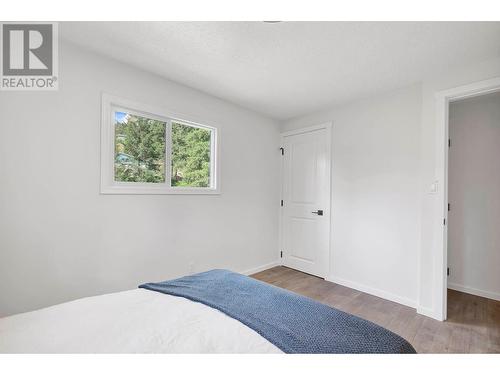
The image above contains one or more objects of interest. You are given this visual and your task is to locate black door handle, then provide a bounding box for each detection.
[312,210,323,216]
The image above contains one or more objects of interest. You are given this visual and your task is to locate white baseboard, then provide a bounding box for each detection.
[326,274,416,309]
[240,260,281,276]
[416,305,443,321]
[448,282,500,302]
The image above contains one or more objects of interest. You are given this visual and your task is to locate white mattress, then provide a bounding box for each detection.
[0,288,282,353]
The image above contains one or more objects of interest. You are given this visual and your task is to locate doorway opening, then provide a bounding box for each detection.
[435,77,500,321]
[447,91,500,320]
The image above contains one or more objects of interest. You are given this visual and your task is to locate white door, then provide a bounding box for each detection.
[281,124,331,278]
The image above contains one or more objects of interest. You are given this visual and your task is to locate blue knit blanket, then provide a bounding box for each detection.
[139,269,416,354]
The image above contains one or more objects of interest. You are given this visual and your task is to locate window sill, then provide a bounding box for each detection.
[100,185,220,195]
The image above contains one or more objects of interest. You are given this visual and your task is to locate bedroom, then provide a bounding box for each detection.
[1,1,500,373]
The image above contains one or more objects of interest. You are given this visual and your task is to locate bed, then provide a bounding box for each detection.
[0,269,416,354]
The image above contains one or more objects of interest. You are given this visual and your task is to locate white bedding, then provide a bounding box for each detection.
[0,288,282,353]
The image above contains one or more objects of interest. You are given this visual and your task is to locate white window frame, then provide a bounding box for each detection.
[100,93,220,195]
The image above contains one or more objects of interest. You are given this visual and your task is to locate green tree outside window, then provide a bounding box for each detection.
[171,122,211,187]
[114,112,212,187]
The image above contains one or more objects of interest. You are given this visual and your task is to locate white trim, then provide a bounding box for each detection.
[100,93,220,195]
[448,283,500,302]
[432,76,500,321]
[278,143,285,266]
[280,123,332,137]
[325,123,333,279]
[436,77,500,102]
[326,275,416,309]
[239,261,281,276]
[416,305,438,320]
[279,122,333,279]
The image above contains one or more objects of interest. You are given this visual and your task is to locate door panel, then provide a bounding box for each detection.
[290,141,317,203]
[290,217,316,262]
[281,126,331,278]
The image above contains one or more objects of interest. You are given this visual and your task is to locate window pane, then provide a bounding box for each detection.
[114,111,166,183]
[171,122,212,188]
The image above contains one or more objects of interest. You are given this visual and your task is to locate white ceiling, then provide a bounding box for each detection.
[61,22,500,120]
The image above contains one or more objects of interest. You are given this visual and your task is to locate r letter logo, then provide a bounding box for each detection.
[1,22,58,90]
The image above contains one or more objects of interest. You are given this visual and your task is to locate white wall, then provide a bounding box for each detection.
[282,85,422,307]
[418,56,500,319]
[447,91,500,301]
[0,42,281,317]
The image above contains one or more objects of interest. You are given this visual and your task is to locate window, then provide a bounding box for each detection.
[101,94,218,194]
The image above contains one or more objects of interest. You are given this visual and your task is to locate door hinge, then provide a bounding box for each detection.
[448,203,450,211]
[447,267,450,276]
[443,218,446,225]
[280,147,284,155]
[280,251,283,258]
[280,199,283,207]
[448,139,451,148]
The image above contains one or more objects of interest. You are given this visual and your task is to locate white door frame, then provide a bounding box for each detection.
[279,122,332,277]
[433,77,500,321]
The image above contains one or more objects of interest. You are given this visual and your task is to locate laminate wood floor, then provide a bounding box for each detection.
[251,266,500,353]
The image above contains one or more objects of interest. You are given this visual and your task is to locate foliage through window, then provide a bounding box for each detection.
[171,122,211,188]
[114,112,166,183]
[101,95,217,194]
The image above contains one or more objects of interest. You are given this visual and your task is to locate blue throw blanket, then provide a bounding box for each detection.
[139,269,416,354]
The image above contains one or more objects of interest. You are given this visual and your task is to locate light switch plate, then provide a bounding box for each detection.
[429,181,439,194]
